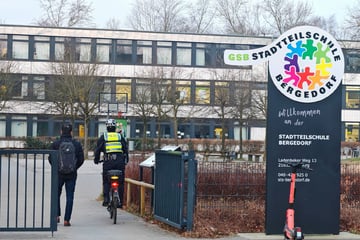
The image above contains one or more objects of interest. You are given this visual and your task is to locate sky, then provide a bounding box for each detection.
[0,0,357,29]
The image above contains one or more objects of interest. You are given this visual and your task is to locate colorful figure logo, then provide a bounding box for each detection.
[224,26,344,103]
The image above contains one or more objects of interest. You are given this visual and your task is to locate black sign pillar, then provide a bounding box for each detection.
[224,25,344,235]
[265,78,341,234]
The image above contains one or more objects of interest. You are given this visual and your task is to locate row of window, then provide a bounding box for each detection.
[7,74,263,106]
[1,114,357,142]
[0,34,254,67]
[0,115,240,139]
[1,34,360,72]
[5,74,360,110]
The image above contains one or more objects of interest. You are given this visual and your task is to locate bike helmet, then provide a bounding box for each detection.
[106,119,116,132]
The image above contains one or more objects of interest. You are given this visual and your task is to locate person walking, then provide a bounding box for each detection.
[94,119,128,208]
[49,123,84,226]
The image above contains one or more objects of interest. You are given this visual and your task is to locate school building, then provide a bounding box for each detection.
[0,24,359,142]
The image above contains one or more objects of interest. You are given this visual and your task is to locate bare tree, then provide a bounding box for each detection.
[48,61,102,158]
[185,0,216,34]
[215,0,247,34]
[105,18,122,30]
[127,0,188,32]
[231,81,252,159]
[215,0,266,35]
[210,69,236,158]
[344,0,360,40]
[0,61,18,111]
[149,72,172,148]
[165,68,189,145]
[36,0,94,27]
[134,66,184,149]
[131,81,155,151]
[261,0,314,35]
[251,89,267,120]
[307,15,343,39]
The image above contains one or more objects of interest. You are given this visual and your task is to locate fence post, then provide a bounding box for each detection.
[140,186,146,216]
[186,156,197,231]
[126,182,131,207]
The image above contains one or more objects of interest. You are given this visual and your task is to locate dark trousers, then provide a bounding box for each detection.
[58,175,77,221]
[102,156,125,205]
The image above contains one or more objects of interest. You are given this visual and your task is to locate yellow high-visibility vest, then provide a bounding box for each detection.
[104,132,123,153]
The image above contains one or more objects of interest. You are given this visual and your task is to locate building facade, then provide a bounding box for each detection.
[0,25,359,142]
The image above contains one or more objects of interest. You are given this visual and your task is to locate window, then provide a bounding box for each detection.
[33,76,45,100]
[116,78,132,104]
[176,42,191,66]
[0,35,7,59]
[216,44,249,67]
[135,79,152,103]
[116,40,132,64]
[136,40,152,64]
[215,44,233,67]
[12,75,28,99]
[195,81,210,104]
[75,38,91,62]
[34,36,50,60]
[176,80,191,104]
[35,116,49,136]
[96,39,112,63]
[134,123,151,138]
[195,123,210,138]
[11,116,27,137]
[345,49,360,73]
[157,80,171,103]
[0,115,6,137]
[214,81,229,105]
[12,35,29,59]
[178,122,191,138]
[345,122,359,142]
[345,86,360,109]
[55,37,72,61]
[157,41,172,65]
[195,43,212,67]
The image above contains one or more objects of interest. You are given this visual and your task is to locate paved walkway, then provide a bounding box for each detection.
[1,160,360,240]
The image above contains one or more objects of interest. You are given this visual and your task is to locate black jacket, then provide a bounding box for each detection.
[49,134,85,177]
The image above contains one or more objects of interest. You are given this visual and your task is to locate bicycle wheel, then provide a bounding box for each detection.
[112,196,119,224]
[109,204,113,219]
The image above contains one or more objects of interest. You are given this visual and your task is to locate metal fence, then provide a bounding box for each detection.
[196,161,360,211]
[153,150,197,231]
[0,150,58,234]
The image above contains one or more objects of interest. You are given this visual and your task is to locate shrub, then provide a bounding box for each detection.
[24,137,52,149]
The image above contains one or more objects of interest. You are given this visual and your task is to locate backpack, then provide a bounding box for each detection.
[58,140,76,174]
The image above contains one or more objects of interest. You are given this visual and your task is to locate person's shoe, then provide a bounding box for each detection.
[57,216,60,223]
[64,220,71,226]
[102,201,109,207]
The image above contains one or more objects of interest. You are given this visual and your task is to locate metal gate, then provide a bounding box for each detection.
[0,149,58,234]
[154,150,197,231]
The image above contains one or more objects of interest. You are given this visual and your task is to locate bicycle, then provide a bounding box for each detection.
[106,169,123,224]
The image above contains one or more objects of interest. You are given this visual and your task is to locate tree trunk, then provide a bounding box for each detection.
[83,119,89,159]
[239,121,244,159]
[173,117,178,145]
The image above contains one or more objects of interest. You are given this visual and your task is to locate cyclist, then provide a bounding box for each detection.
[94,119,128,208]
